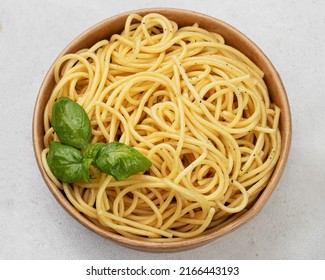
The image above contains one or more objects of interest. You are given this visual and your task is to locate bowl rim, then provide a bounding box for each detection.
[32,7,292,252]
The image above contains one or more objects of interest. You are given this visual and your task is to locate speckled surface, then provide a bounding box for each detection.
[0,0,324,260]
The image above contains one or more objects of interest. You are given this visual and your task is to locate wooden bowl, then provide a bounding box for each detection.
[33,8,291,252]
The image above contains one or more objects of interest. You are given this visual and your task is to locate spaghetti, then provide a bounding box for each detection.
[42,13,281,240]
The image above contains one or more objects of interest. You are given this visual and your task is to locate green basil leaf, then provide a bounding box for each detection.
[47,141,90,183]
[85,143,107,159]
[52,97,91,149]
[93,142,152,181]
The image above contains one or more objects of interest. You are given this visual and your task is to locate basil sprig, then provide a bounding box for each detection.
[47,97,151,183]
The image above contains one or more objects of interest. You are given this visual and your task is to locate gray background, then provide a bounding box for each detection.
[1,0,324,259]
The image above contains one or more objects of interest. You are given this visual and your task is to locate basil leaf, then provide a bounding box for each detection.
[93,142,152,181]
[85,143,107,159]
[52,97,92,149]
[47,141,90,183]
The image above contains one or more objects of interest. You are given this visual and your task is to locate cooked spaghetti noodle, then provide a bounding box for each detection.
[42,13,281,240]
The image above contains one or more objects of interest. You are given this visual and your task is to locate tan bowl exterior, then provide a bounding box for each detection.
[33,8,291,252]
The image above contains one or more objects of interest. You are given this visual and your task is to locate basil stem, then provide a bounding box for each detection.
[85,143,107,159]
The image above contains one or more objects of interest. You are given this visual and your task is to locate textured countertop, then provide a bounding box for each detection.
[1,0,324,259]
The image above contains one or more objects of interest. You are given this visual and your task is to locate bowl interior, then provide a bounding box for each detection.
[33,8,291,252]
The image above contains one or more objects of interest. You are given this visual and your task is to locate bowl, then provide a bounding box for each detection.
[33,8,291,252]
